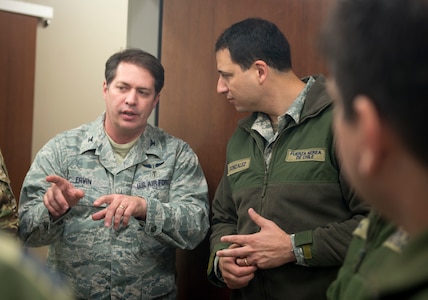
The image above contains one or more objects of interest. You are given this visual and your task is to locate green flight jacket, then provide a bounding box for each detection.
[371,227,428,299]
[0,232,73,300]
[208,75,370,300]
[327,211,408,300]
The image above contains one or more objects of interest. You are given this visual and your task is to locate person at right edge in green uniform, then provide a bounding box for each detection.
[321,0,428,298]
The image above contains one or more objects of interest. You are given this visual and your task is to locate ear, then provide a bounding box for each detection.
[253,60,268,83]
[153,93,161,108]
[102,81,108,98]
[353,95,385,175]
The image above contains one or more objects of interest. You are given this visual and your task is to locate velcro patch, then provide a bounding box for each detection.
[227,158,251,176]
[383,228,409,253]
[285,148,326,162]
[353,218,370,240]
[302,244,313,260]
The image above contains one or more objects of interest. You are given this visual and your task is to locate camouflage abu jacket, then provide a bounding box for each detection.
[0,148,18,235]
[18,114,210,300]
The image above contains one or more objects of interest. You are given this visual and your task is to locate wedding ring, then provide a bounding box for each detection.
[244,257,249,266]
[119,205,126,210]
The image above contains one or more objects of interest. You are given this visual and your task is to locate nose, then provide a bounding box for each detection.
[125,89,138,106]
[217,76,228,94]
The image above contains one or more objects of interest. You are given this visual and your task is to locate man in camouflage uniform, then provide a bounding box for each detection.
[19,48,210,300]
[0,148,18,235]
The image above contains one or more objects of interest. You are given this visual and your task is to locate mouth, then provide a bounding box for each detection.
[120,110,139,121]
[122,110,137,116]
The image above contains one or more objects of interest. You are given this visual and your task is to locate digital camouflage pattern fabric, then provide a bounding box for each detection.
[0,149,18,235]
[19,114,209,300]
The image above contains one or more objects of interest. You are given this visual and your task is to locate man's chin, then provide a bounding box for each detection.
[234,107,250,114]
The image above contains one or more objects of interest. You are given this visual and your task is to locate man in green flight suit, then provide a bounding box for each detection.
[322,0,428,298]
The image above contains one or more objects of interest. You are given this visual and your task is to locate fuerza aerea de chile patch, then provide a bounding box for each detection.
[285,148,326,162]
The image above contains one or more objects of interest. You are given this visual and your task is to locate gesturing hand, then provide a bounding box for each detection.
[44,175,85,219]
[92,195,147,230]
[216,208,296,270]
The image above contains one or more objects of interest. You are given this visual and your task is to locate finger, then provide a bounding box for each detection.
[103,198,127,228]
[43,191,63,217]
[120,207,132,228]
[91,208,107,221]
[93,195,112,207]
[224,272,255,289]
[220,234,247,245]
[220,257,256,273]
[46,175,68,186]
[247,208,269,228]
[117,203,132,228]
[103,205,116,228]
[46,175,85,202]
[236,257,247,267]
[236,257,258,268]
[220,258,256,289]
[72,189,85,201]
[44,186,69,215]
[50,185,71,211]
[217,246,249,258]
[92,195,113,226]
[113,205,128,230]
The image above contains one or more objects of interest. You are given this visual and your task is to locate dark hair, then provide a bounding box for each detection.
[105,48,165,95]
[215,18,292,71]
[321,0,428,167]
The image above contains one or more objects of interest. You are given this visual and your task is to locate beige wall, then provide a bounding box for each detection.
[127,0,161,125]
[25,0,129,158]
[127,0,160,57]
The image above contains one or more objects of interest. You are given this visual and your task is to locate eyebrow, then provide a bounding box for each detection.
[117,81,152,91]
[218,70,232,76]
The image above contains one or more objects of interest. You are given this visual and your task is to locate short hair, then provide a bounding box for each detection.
[104,48,165,95]
[321,0,428,167]
[215,18,292,71]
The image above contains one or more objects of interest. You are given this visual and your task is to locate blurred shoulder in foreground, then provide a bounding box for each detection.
[0,232,74,300]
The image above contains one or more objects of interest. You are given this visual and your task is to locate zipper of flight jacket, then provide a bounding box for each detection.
[259,121,299,199]
[353,214,382,273]
[244,103,329,201]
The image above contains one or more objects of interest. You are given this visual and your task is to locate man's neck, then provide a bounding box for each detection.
[266,71,306,121]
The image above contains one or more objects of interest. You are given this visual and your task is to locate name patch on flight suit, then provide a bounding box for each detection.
[227,158,251,176]
[285,148,326,162]
[383,228,409,253]
[353,218,370,240]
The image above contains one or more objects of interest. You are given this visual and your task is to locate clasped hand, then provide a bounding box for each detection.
[216,208,296,289]
[44,175,147,230]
